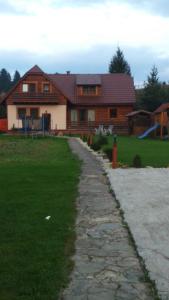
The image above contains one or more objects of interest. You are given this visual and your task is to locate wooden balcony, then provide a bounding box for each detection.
[13,93,58,104]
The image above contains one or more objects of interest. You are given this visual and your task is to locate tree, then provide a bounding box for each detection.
[0,68,11,93]
[13,70,20,86]
[140,66,162,112]
[109,47,131,75]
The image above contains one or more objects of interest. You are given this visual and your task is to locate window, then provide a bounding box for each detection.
[18,108,26,119]
[30,108,39,119]
[71,109,78,122]
[109,108,117,118]
[22,84,28,92]
[79,109,86,121]
[29,83,36,93]
[82,86,97,96]
[43,83,50,93]
[22,83,36,93]
[88,110,95,121]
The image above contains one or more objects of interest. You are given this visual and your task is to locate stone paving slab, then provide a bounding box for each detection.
[60,138,155,300]
[108,168,169,300]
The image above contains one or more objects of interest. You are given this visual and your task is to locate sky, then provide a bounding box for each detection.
[1,0,169,84]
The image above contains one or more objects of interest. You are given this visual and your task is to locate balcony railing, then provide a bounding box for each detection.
[13,92,58,103]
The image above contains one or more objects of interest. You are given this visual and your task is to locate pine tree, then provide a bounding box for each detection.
[13,70,20,86]
[140,66,162,112]
[109,47,131,75]
[0,69,11,93]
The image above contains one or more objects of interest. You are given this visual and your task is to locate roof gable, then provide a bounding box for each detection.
[26,65,44,74]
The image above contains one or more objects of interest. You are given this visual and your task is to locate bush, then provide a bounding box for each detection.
[132,154,142,168]
[102,145,112,161]
[90,135,108,151]
[91,142,101,151]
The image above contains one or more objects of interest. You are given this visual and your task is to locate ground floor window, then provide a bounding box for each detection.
[18,108,26,119]
[30,108,39,119]
[88,110,95,121]
[79,109,86,121]
[17,107,39,119]
[70,109,95,122]
[71,109,78,122]
[109,108,117,118]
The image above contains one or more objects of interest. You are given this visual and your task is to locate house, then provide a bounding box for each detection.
[5,65,136,134]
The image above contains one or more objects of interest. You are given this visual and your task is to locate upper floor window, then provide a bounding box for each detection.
[22,84,28,93]
[22,83,36,93]
[29,83,36,93]
[82,85,97,96]
[43,83,50,93]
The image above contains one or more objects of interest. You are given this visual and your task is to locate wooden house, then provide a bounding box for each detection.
[4,65,136,134]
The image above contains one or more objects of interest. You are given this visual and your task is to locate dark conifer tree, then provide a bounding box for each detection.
[140,65,162,112]
[0,69,11,93]
[109,47,131,75]
[13,70,21,86]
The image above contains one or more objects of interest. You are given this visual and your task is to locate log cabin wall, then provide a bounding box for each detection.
[67,105,133,134]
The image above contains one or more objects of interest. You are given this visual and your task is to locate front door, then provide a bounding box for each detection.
[42,113,51,131]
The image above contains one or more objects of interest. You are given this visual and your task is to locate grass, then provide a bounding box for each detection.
[0,136,80,300]
[96,135,169,167]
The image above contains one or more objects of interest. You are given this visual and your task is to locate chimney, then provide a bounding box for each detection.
[66,71,70,75]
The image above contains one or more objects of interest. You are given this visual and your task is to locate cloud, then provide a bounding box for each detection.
[1,2,169,56]
[0,0,169,83]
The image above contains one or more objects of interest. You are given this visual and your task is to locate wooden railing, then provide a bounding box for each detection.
[13,93,58,103]
[68,120,128,130]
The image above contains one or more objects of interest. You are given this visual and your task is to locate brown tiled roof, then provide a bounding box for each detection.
[76,74,101,85]
[154,103,169,113]
[48,73,135,105]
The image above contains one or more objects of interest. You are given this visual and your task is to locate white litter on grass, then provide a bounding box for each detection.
[45,216,51,220]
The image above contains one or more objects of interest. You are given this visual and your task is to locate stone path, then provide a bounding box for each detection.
[61,138,155,300]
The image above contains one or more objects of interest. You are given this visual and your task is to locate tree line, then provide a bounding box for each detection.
[0,69,20,94]
[109,47,169,112]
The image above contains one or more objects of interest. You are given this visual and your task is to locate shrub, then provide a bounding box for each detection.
[102,145,112,161]
[90,135,108,151]
[90,142,101,151]
[132,154,142,168]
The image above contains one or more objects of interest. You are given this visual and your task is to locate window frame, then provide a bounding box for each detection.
[88,109,95,122]
[109,108,117,119]
[82,85,97,96]
[22,82,37,93]
[17,107,27,119]
[30,107,39,119]
[42,82,51,93]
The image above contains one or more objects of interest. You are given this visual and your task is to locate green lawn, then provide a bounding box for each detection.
[0,136,80,300]
[106,136,169,167]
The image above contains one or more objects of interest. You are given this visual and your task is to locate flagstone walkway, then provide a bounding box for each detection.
[61,138,156,300]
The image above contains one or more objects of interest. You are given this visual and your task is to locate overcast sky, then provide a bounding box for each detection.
[1,0,169,84]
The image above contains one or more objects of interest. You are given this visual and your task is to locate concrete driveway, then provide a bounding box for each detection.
[108,168,169,300]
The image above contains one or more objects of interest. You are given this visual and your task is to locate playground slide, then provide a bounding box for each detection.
[138,123,160,139]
